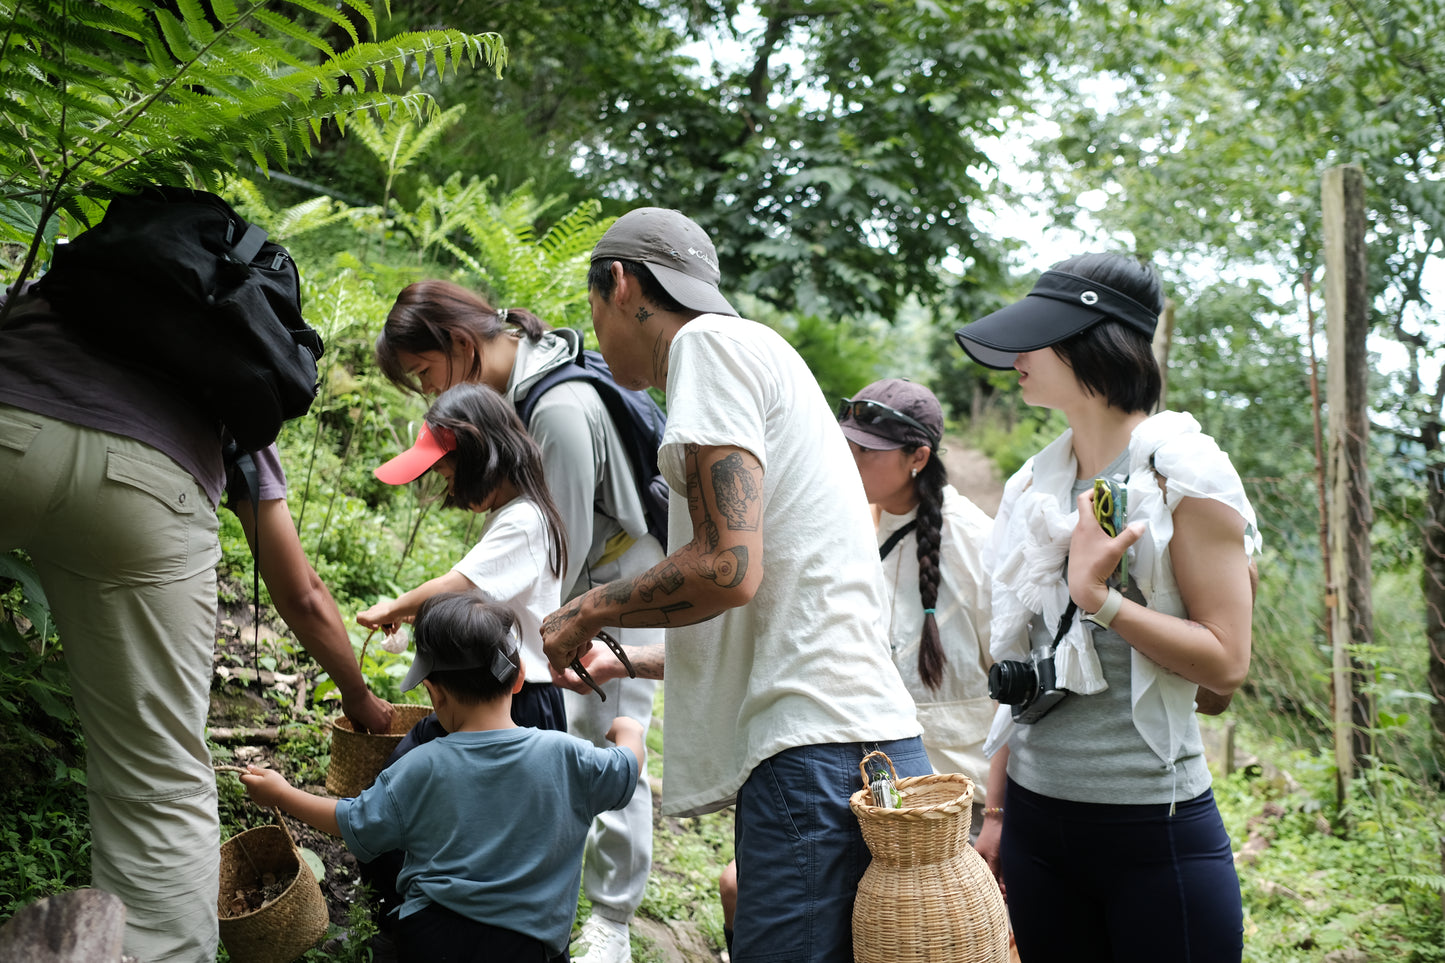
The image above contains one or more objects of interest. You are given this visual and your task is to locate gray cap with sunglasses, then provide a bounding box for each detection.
[837,378,943,451]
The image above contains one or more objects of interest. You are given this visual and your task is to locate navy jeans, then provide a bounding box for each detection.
[1001,778,1244,963]
[730,736,931,963]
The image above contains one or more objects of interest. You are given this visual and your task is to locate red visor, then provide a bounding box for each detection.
[374,423,457,484]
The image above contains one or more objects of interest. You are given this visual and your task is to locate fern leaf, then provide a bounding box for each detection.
[283,0,361,45]
[173,0,215,44]
[151,8,199,61]
[249,7,336,58]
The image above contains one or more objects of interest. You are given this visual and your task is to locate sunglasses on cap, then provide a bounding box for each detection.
[836,398,940,448]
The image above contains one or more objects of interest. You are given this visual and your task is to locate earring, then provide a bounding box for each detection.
[910,468,918,478]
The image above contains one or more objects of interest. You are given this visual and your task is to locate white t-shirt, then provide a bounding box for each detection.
[452,496,562,684]
[877,484,995,800]
[657,315,921,817]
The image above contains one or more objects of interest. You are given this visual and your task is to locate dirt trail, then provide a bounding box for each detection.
[939,433,1003,516]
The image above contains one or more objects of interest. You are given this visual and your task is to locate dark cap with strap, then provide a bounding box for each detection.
[954,270,1160,370]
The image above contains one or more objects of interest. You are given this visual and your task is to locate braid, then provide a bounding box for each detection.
[914,452,948,689]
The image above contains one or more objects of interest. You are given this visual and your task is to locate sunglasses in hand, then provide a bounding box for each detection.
[570,630,637,701]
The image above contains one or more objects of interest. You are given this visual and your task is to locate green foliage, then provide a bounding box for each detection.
[296,0,1066,323]
[0,0,504,300]
[1212,730,1445,962]
[0,553,90,920]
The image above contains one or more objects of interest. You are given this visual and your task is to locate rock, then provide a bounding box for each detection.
[634,916,724,963]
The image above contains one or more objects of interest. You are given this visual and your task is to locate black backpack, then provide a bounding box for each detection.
[34,185,323,451]
[516,333,670,548]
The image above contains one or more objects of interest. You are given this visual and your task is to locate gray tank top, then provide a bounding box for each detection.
[1007,451,1211,805]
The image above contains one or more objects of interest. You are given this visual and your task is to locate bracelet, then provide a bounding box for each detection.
[983,806,1004,817]
[1082,586,1124,630]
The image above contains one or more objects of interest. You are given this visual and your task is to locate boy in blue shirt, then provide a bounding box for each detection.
[242,592,643,963]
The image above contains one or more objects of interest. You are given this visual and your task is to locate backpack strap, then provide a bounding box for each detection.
[227,221,268,266]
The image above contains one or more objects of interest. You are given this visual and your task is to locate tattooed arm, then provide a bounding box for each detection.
[542,443,765,676]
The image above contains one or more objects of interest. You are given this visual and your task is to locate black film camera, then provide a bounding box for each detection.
[988,648,1068,724]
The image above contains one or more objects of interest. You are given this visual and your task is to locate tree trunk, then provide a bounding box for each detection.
[1323,164,1375,803]
[1424,419,1445,763]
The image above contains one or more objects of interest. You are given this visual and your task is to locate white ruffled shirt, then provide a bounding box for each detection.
[982,410,1262,768]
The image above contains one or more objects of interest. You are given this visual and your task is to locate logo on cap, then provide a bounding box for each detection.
[1081,290,1099,305]
[687,245,718,270]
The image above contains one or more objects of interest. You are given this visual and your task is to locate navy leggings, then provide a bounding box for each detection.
[1001,778,1243,963]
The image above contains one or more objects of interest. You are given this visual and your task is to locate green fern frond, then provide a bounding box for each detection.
[0,1,506,303]
[1384,872,1445,893]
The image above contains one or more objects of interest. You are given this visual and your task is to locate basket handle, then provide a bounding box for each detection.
[858,749,899,790]
[213,765,301,853]
[356,625,380,668]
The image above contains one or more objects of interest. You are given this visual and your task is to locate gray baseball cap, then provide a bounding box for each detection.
[592,208,739,317]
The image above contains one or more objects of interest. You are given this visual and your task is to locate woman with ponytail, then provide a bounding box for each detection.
[838,378,995,836]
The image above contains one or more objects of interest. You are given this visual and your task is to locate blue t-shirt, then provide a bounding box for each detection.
[335,726,638,954]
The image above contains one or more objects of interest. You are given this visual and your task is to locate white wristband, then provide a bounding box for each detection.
[1082,587,1123,630]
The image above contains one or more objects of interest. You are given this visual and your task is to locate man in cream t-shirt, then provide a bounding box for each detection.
[542,207,925,963]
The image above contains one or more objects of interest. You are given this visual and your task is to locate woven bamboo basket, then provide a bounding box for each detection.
[217,809,328,963]
[325,702,432,798]
[850,750,1010,963]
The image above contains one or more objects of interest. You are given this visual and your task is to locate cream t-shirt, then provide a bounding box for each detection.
[657,315,921,817]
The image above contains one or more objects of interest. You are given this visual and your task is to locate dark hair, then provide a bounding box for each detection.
[427,383,568,579]
[910,448,949,690]
[414,593,520,703]
[1048,254,1163,414]
[377,280,550,395]
[587,258,689,314]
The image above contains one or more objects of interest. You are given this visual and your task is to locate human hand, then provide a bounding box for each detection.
[1068,490,1145,613]
[547,642,629,695]
[541,595,601,674]
[357,600,404,631]
[341,690,395,735]
[239,765,291,808]
[974,815,1006,900]
[607,716,644,746]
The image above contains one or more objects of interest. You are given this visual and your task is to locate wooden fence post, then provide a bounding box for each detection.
[1322,163,1376,806]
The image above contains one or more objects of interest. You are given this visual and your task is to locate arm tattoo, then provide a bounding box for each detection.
[685,444,721,551]
[711,452,760,531]
[626,643,665,679]
[619,600,694,628]
[602,579,635,606]
[700,545,748,589]
[637,562,684,602]
[542,596,583,635]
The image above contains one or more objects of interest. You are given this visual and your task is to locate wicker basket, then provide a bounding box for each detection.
[325,702,432,798]
[217,810,328,963]
[850,751,1010,963]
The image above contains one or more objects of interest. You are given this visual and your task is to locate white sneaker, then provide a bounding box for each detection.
[570,914,632,963]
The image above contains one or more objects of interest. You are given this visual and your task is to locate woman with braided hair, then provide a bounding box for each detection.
[837,378,996,836]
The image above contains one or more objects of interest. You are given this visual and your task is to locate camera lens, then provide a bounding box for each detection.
[988,659,1037,705]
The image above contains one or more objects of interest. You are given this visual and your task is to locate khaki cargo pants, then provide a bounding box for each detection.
[0,405,222,963]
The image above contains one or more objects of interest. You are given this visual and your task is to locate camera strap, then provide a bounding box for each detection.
[1049,599,1078,654]
[878,519,917,561]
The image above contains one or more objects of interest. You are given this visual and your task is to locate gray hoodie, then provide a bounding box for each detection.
[504,328,655,597]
